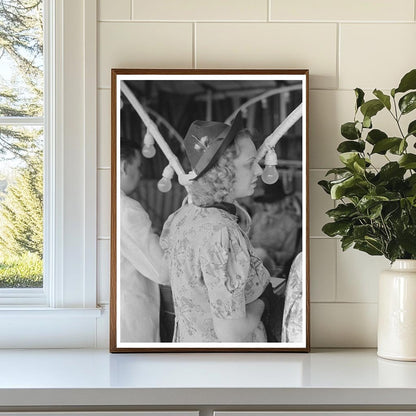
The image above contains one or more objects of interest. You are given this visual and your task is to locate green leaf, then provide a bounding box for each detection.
[337,140,365,153]
[329,175,354,186]
[399,154,416,169]
[396,69,416,94]
[355,88,365,110]
[407,120,416,138]
[330,175,366,200]
[339,152,360,166]
[373,89,391,110]
[326,203,357,220]
[399,92,416,115]
[386,240,403,263]
[325,167,352,176]
[398,227,416,255]
[369,203,383,220]
[377,162,406,182]
[360,99,384,119]
[341,122,360,140]
[399,139,407,154]
[384,204,400,222]
[365,236,384,251]
[341,235,355,251]
[322,221,351,237]
[353,158,366,174]
[362,115,372,129]
[406,174,416,189]
[371,137,402,155]
[353,224,374,240]
[391,88,396,97]
[339,152,358,166]
[354,241,383,256]
[389,139,408,155]
[318,180,331,194]
[357,195,389,212]
[366,129,387,145]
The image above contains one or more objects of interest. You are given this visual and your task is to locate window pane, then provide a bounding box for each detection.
[0,0,44,117]
[0,126,43,288]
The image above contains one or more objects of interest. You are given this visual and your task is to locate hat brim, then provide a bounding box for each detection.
[193,112,243,180]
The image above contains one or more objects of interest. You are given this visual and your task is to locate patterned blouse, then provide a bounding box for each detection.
[281,252,303,342]
[160,203,270,342]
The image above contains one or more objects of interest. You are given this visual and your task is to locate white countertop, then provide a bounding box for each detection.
[0,348,416,407]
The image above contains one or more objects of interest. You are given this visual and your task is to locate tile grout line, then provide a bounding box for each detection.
[336,22,340,90]
[334,230,339,303]
[311,301,378,305]
[98,19,272,23]
[130,0,133,20]
[193,22,197,68]
[267,0,271,22]
[98,19,415,24]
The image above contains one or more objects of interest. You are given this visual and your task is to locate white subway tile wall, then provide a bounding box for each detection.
[99,0,131,21]
[97,169,111,239]
[97,239,110,305]
[310,239,336,302]
[96,0,416,347]
[270,0,415,22]
[98,90,111,168]
[336,246,390,303]
[311,303,378,347]
[132,0,268,21]
[98,22,193,88]
[196,23,338,89]
[339,24,416,90]
[309,90,354,169]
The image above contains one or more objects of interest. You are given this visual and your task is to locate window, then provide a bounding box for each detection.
[0,0,45,295]
[0,0,100,348]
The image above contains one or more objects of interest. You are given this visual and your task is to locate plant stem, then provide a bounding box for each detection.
[390,97,406,139]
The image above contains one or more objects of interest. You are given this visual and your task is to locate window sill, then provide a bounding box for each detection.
[0,306,102,317]
[0,307,105,348]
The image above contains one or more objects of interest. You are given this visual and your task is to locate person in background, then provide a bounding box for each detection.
[119,139,169,342]
[160,112,274,343]
[250,180,301,278]
[281,252,303,342]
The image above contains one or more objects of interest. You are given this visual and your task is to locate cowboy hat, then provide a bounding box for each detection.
[184,112,243,180]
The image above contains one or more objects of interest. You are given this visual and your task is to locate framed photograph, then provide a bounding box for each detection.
[110,69,310,352]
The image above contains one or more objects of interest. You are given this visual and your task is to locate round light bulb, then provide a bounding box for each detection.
[261,165,279,184]
[142,144,156,158]
[157,177,172,193]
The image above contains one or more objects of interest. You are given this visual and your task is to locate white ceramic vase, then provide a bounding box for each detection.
[378,259,416,361]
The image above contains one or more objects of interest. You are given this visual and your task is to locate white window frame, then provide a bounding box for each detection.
[0,0,101,348]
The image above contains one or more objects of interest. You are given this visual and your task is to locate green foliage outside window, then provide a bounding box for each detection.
[0,0,44,288]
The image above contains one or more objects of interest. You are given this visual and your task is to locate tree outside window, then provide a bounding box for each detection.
[0,0,44,288]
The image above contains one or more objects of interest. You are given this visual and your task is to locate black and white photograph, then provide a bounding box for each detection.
[110,69,309,352]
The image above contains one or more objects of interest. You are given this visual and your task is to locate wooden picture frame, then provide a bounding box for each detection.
[110,69,310,352]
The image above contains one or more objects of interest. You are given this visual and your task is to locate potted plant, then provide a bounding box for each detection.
[319,68,416,361]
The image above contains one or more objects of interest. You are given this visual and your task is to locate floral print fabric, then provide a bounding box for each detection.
[281,252,303,342]
[160,203,270,342]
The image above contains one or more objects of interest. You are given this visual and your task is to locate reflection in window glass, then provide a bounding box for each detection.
[0,0,44,289]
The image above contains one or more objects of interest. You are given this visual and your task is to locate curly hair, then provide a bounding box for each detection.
[120,139,141,164]
[188,130,252,206]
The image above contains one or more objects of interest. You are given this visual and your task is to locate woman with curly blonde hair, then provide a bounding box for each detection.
[160,112,274,343]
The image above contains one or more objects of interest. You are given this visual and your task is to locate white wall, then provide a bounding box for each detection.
[96,0,416,348]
